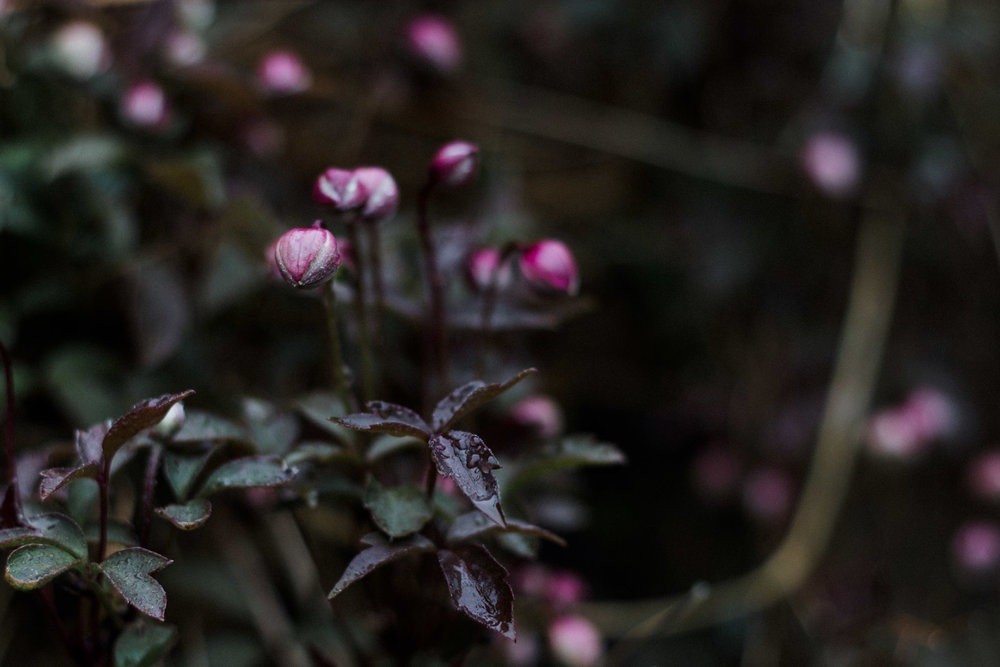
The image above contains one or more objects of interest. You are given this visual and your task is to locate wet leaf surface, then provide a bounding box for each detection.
[327,532,435,599]
[39,463,98,501]
[162,447,216,500]
[429,431,505,527]
[75,422,109,465]
[171,410,252,445]
[364,479,432,538]
[113,620,177,667]
[103,391,195,461]
[99,547,172,621]
[5,544,82,590]
[29,513,88,558]
[155,499,212,530]
[437,545,515,640]
[334,403,431,439]
[198,455,294,497]
[431,369,536,432]
[445,511,565,546]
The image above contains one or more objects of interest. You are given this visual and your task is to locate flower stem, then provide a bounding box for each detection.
[476,242,520,379]
[366,222,388,363]
[322,281,357,414]
[96,459,109,562]
[345,221,376,404]
[416,182,450,402]
[139,444,162,548]
[0,340,21,524]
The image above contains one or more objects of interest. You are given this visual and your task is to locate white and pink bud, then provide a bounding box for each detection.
[273,222,341,289]
[547,615,602,666]
[802,131,861,198]
[519,239,580,296]
[50,21,110,80]
[313,168,367,211]
[257,49,311,95]
[163,30,207,67]
[121,81,170,129]
[353,167,400,221]
[429,141,478,189]
[510,395,564,439]
[404,14,462,74]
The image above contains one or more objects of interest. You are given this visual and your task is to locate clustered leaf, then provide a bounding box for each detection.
[99,548,172,621]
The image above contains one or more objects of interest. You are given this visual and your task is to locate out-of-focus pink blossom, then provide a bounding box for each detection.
[899,387,957,443]
[802,132,861,198]
[429,141,478,189]
[546,571,586,609]
[691,444,739,503]
[952,520,1000,576]
[519,239,580,296]
[313,168,367,210]
[121,81,170,129]
[257,49,311,95]
[510,395,564,439]
[742,467,794,523]
[867,387,957,459]
[404,14,462,74]
[465,246,512,292]
[163,30,207,67]
[353,167,399,221]
[242,118,285,157]
[50,21,110,80]
[967,451,1000,501]
[548,615,602,667]
[502,631,540,666]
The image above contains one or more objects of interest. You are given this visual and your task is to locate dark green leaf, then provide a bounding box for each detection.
[446,511,565,546]
[242,398,299,455]
[366,435,426,463]
[155,499,212,530]
[162,447,216,500]
[39,463,99,501]
[429,431,505,527]
[437,545,515,640]
[129,262,190,367]
[114,620,177,667]
[284,441,347,466]
[103,391,196,462]
[503,435,626,493]
[334,411,429,439]
[197,456,294,497]
[172,410,251,444]
[5,544,82,590]
[85,519,138,548]
[431,369,536,432]
[327,532,435,599]
[364,479,432,538]
[99,548,172,621]
[0,527,43,551]
[295,392,349,434]
[29,513,88,558]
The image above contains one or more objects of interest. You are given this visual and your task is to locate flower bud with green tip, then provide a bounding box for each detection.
[274,222,341,289]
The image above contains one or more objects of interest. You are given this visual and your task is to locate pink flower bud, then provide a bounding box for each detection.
[429,141,478,188]
[353,167,399,221]
[257,49,311,95]
[900,386,957,444]
[865,408,927,459]
[163,30,206,67]
[313,168,367,211]
[121,81,170,129]
[273,222,341,288]
[547,615,602,666]
[952,521,1000,576]
[742,467,793,523]
[510,395,564,439]
[802,132,861,198]
[967,451,1000,502]
[50,21,110,80]
[466,246,513,292]
[519,239,580,296]
[404,14,462,74]
[546,571,586,609]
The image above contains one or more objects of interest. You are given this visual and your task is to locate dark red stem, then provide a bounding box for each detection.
[416,182,449,403]
[140,445,162,547]
[0,340,21,521]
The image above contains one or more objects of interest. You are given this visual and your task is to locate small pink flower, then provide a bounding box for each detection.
[548,615,602,666]
[121,81,170,129]
[313,168,367,211]
[273,222,341,289]
[404,14,462,74]
[952,520,1000,576]
[353,167,399,221]
[519,239,580,296]
[742,467,793,523]
[802,132,860,198]
[466,246,512,292]
[510,395,563,439]
[866,408,927,459]
[429,141,478,188]
[257,49,311,95]
[899,386,957,443]
[546,571,586,609]
[967,451,1000,501]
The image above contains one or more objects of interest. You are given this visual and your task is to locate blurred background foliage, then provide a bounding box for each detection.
[3,0,1000,664]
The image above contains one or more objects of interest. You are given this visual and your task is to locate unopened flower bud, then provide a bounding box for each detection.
[154,402,186,436]
[353,167,399,221]
[519,239,579,296]
[510,395,563,439]
[257,49,311,95]
[429,141,478,189]
[547,615,602,667]
[50,21,110,80]
[313,168,367,211]
[273,222,341,288]
[163,30,206,67]
[952,520,1000,577]
[465,246,512,291]
[802,131,860,198]
[121,81,170,129]
[404,14,462,74]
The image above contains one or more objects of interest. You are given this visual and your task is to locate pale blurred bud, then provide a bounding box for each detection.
[353,167,399,221]
[967,451,1000,502]
[50,21,110,80]
[313,168,366,210]
[154,402,186,436]
[548,615,602,667]
[742,467,793,523]
[866,408,927,459]
[163,30,207,67]
[465,246,513,292]
[176,0,215,31]
[546,571,586,609]
[900,386,957,443]
[121,81,170,129]
[802,132,860,198]
[510,395,564,439]
[429,141,478,188]
[404,14,462,74]
[257,50,311,95]
[952,520,1000,577]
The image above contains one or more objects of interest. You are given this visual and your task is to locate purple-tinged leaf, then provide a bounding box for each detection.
[75,422,108,465]
[197,455,294,497]
[431,369,536,432]
[84,519,137,549]
[5,544,82,590]
[162,447,216,500]
[0,527,42,550]
[39,463,98,501]
[446,511,566,547]
[99,547,172,621]
[366,402,431,434]
[102,391,195,462]
[429,431,505,527]
[29,513,88,558]
[155,499,212,530]
[437,545,515,640]
[364,480,432,539]
[327,532,435,599]
[333,408,430,439]
[113,620,177,667]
